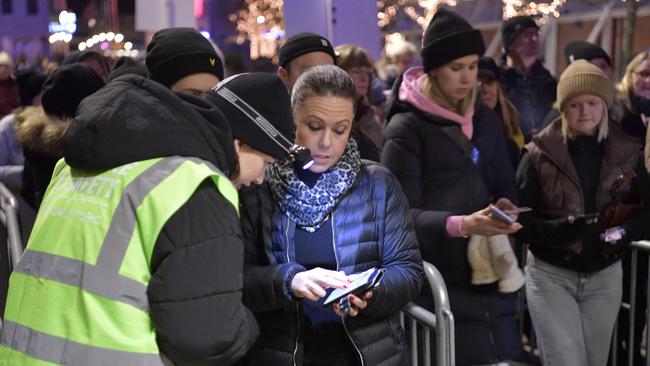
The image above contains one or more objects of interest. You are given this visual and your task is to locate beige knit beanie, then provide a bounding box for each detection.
[557,59,612,111]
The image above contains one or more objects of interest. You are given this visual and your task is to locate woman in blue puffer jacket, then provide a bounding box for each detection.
[239,64,423,366]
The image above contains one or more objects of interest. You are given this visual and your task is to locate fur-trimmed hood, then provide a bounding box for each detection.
[14,106,71,158]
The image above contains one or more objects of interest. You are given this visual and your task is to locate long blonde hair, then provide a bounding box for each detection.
[494,81,523,140]
[421,73,477,116]
[617,51,650,111]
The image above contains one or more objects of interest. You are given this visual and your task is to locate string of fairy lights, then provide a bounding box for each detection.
[229,0,284,60]
[231,0,641,60]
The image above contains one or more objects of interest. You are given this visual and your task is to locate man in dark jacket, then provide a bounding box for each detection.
[498,16,557,142]
[0,74,259,365]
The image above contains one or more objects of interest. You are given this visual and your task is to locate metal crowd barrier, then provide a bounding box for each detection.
[400,261,455,366]
[610,240,650,366]
[0,182,22,331]
[0,182,23,271]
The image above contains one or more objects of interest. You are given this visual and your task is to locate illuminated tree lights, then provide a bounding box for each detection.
[377,0,577,28]
[230,0,285,60]
[377,0,459,30]
[502,0,566,22]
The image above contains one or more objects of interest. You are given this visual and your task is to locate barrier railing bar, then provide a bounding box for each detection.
[627,241,650,366]
[629,249,638,366]
[410,317,418,366]
[400,261,455,366]
[424,261,455,366]
[646,260,650,366]
[0,183,22,271]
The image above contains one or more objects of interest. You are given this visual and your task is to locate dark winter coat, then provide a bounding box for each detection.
[498,59,557,141]
[14,106,69,209]
[239,161,423,366]
[63,75,259,365]
[382,72,521,365]
[516,119,650,272]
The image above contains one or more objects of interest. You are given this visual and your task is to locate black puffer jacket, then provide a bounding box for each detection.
[382,71,520,365]
[240,161,423,366]
[14,106,69,209]
[64,75,259,365]
[382,74,517,287]
[498,59,557,141]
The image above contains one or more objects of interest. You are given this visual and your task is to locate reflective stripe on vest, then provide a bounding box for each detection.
[1,156,238,365]
[1,321,165,366]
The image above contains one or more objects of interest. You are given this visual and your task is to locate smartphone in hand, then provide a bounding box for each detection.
[490,205,515,225]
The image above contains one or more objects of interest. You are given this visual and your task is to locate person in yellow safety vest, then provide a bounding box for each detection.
[0,71,311,365]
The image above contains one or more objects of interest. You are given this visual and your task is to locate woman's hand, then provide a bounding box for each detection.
[333,291,373,317]
[461,205,522,236]
[291,268,350,302]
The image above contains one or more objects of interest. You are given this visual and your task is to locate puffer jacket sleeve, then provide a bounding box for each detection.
[382,113,453,247]
[363,168,423,317]
[239,184,306,312]
[148,180,259,366]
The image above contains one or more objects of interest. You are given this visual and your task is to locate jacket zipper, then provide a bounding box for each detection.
[331,214,365,366]
[285,218,300,366]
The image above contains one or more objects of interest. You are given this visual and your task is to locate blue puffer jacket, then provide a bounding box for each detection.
[239,161,423,366]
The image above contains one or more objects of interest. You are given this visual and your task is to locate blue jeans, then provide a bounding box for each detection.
[526,256,622,366]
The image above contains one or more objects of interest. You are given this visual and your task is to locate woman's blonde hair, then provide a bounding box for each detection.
[422,72,477,116]
[561,98,609,143]
[617,51,650,110]
[493,81,523,139]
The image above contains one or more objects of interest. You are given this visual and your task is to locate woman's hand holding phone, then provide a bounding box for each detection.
[333,291,372,317]
[461,199,523,236]
[291,268,350,302]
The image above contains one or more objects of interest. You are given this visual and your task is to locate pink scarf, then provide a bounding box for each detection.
[399,67,475,139]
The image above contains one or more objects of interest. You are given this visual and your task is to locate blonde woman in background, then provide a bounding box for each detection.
[478,56,524,169]
[618,51,650,170]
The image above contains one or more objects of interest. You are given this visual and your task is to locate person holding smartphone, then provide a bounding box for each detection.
[382,9,524,365]
[239,65,423,366]
[516,60,650,366]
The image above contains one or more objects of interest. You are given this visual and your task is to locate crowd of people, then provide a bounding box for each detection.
[0,7,649,366]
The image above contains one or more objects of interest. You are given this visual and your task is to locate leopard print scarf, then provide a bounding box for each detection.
[267,139,361,232]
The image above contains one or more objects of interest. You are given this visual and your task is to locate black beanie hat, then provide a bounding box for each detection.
[205,73,296,161]
[564,41,611,66]
[15,67,47,106]
[421,8,485,73]
[108,56,148,82]
[146,27,224,87]
[501,16,538,50]
[41,63,105,118]
[278,32,336,68]
[478,56,500,80]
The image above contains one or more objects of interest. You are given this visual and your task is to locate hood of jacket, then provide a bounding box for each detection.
[14,106,70,158]
[63,75,236,175]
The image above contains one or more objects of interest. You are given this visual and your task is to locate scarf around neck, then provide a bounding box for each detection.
[267,139,361,232]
